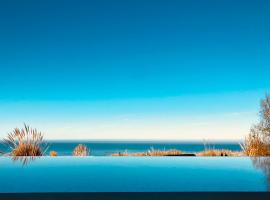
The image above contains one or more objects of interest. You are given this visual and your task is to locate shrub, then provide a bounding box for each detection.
[50,151,58,156]
[241,129,270,156]
[242,95,270,156]
[3,124,47,156]
[72,144,89,156]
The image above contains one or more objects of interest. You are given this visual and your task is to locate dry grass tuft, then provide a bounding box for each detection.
[112,148,183,156]
[196,149,241,156]
[3,124,47,156]
[50,151,58,156]
[72,144,89,156]
[197,141,242,156]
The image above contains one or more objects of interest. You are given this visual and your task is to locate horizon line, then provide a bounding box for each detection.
[44,139,242,143]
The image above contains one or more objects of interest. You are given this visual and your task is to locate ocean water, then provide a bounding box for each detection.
[0,157,269,192]
[0,141,241,156]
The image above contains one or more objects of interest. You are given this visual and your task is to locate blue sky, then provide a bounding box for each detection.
[0,0,270,140]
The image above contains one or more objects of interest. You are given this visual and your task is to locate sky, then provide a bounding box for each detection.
[0,0,270,140]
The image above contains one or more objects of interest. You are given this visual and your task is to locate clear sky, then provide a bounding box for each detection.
[0,0,270,140]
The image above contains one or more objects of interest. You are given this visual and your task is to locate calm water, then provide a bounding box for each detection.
[0,141,242,156]
[0,157,269,192]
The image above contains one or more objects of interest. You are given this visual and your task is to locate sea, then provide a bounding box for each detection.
[0,140,242,156]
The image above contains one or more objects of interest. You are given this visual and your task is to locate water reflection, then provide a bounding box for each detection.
[11,156,39,166]
[251,157,270,191]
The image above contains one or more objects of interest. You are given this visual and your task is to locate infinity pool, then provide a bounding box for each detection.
[0,157,269,192]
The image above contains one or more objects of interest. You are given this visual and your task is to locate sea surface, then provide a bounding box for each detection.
[0,140,242,156]
[0,157,269,192]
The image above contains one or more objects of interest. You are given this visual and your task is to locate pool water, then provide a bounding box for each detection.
[0,157,269,192]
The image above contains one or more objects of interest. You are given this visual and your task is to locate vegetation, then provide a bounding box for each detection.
[3,124,47,156]
[197,141,241,156]
[50,151,58,156]
[72,144,89,156]
[112,148,242,157]
[242,94,270,156]
[112,148,183,156]
[241,131,270,156]
[196,149,241,156]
